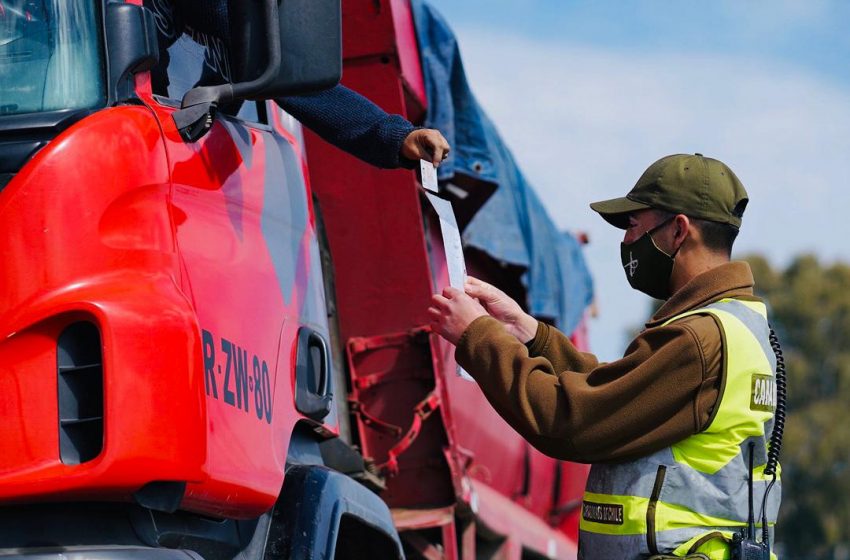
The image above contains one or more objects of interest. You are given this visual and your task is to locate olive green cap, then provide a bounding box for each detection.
[590,153,749,230]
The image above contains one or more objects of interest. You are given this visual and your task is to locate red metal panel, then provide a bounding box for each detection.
[471,480,578,560]
[341,0,427,120]
[306,0,458,516]
[341,0,397,60]
[389,0,428,114]
[0,107,206,502]
[305,63,433,342]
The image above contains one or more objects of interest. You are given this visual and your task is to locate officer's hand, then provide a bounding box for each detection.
[428,286,488,345]
[401,129,451,167]
[465,277,538,343]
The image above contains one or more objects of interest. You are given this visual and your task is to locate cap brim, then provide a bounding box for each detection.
[589,196,652,229]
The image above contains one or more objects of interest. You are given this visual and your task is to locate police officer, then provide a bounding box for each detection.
[428,154,781,559]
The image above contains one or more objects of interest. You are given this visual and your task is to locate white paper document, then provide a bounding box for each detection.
[425,192,475,382]
[426,192,466,289]
[419,160,439,193]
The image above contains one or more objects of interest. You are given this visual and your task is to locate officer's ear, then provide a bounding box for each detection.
[673,214,691,246]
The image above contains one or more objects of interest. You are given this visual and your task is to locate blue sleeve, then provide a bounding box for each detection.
[277,84,417,169]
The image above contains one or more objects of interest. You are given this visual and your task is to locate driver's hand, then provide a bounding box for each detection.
[401,129,451,167]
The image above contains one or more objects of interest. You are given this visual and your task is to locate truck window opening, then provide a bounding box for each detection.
[145,0,258,120]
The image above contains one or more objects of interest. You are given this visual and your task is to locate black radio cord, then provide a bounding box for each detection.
[765,327,787,476]
[760,326,787,547]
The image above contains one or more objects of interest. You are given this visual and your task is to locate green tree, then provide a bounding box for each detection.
[745,254,850,559]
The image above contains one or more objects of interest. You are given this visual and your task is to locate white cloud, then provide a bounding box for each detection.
[450,28,850,359]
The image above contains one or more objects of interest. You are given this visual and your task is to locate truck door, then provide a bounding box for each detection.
[141,0,332,517]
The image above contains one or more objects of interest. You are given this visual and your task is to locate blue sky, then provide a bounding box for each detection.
[428,1,850,86]
[425,1,850,360]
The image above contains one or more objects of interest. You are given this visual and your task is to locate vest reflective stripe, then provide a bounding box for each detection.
[579,299,782,559]
[582,453,781,532]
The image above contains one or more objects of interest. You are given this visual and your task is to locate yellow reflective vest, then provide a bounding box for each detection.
[579,298,781,559]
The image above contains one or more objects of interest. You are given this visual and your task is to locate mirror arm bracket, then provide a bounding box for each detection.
[172,0,282,142]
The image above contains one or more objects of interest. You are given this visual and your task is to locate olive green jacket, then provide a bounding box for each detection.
[455,261,759,463]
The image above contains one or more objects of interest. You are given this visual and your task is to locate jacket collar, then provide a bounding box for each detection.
[646,261,757,328]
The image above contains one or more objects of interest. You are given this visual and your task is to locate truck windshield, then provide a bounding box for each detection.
[0,0,105,116]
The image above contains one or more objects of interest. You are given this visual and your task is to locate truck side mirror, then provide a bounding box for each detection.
[251,0,342,98]
[277,0,342,95]
[173,0,342,142]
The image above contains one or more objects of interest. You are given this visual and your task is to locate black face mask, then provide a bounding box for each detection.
[620,217,681,300]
